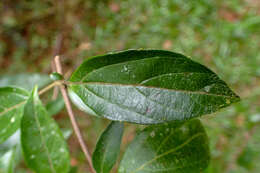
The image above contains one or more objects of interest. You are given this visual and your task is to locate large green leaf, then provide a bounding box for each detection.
[69,50,240,124]
[118,119,210,173]
[0,87,29,144]
[92,122,124,173]
[0,73,51,90]
[21,87,70,173]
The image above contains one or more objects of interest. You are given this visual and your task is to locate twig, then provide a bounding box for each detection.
[51,34,63,100]
[54,56,96,173]
[38,81,60,96]
[1,82,59,117]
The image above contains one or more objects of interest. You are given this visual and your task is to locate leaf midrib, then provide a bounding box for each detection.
[131,132,204,173]
[80,85,158,122]
[0,101,26,117]
[33,104,56,173]
[139,72,215,84]
[69,82,237,99]
[100,131,110,173]
[100,133,112,173]
[0,92,28,117]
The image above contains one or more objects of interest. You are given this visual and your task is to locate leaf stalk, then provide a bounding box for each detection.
[54,55,96,173]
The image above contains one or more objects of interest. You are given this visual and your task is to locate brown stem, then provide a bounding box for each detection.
[54,56,96,173]
[38,81,60,96]
[51,60,59,100]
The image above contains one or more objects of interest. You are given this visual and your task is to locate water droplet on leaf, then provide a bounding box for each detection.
[10,117,15,123]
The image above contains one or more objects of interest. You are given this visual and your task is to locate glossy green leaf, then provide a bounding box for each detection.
[92,122,124,173]
[21,87,70,173]
[118,119,210,173]
[0,87,29,144]
[50,72,64,81]
[69,50,240,124]
[0,73,51,90]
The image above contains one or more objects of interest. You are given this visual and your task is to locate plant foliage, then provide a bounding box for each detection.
[0,50,240,173]
[21,87,70,173]
[119,119,209,173]
[69,50,239,124]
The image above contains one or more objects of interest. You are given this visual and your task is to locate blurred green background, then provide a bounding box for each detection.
[0,0,260,172]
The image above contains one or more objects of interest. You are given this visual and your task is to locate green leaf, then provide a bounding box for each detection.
[0,146,17,173]
[69,50,240,124]
[0,130,22,172]
[0,73,51,90]
[118,119,210,173]
[61,128,72,140]
[0,87,29,144]
[21,87,70,173]
[46,95,65,116]
[50,72,64,81]
[92,122,124,173]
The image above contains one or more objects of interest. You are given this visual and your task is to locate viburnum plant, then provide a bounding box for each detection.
[0,50,240,173]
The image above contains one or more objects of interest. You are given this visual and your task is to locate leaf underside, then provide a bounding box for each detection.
[119,119,210,173]
[69,50,240,124]
[92,121,124,173]
[0,146,17,173]
[0,87,28,144]
[21,87,70,173]
[0,73,51,90]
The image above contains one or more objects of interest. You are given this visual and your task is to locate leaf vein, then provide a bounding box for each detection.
[139,72,212,84]
[131,132,204,173]
[69,82,237,99]
[0,101,26,117]
[33,106,56,173]
[82,85,157,122]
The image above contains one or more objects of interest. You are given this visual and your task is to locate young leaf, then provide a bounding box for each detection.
[118,119,210,173]
[69,50,240,124]
[0,87,28,144]
[92,122,124,173]
[21,87,70,173]
[50,72,64,81]
[0,73,51,90]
